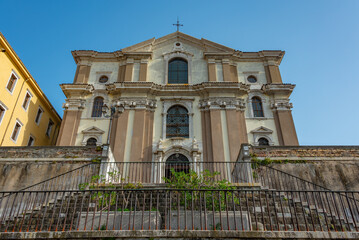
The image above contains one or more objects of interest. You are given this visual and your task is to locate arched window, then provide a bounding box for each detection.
[258,137,269,146]
[165,153,189,179]
[168,58,188,84]
[91,97,104,117]
[166,105,189,138]
[86,137,97,146]
[252,97,264,118]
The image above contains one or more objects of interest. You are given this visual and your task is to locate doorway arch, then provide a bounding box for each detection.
[165,153,190,179]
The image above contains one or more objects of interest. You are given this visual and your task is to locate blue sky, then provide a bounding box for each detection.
[1,0,358,145]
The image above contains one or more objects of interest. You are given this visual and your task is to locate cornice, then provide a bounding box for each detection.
[262,83,295,98]
[204,50,285,64]
[106,82,249,96]
[72,50,152,64]
[60,84,94,98]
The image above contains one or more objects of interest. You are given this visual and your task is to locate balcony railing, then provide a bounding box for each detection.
[0,189,359,235]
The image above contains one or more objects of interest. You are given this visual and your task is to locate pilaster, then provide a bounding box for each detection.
[139,59,148,82]
[124,58,134,82]
[73,62,92,84]
[207,59,217,82]
[222,59,231,82]
[264,64,283,84]
[271,100,299,145]
[56,99,85,146]
[199,97,247,163]
[117,63,126,82]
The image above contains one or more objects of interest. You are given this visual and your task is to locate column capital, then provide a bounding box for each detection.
[271,99,293,111]
[63,99,86,111]
[199,98,246,111]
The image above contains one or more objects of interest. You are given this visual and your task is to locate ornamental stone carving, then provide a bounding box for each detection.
[113,98,157,111]
[199,98,246,111]
[63,99,86,111]
[271,99,293,111]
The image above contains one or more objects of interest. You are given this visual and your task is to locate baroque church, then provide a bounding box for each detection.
[56,31,298,165]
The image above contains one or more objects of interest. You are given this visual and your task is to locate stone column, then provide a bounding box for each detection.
[271,100,299,146]
[207,59,217,82]
[56,100,85,146]
[139,59,148,82]
[124,58,134,82]
[73,62,92,84]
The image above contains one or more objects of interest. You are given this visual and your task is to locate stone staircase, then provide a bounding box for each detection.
[1,189,355,233]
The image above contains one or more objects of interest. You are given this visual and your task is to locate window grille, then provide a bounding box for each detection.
[86,138,97,146]
[92,97,104,117]
[165,153,189,179]
[252,97,264,117]
[168,58,188,84]
[166,105,189,138]
[258,137,269,146]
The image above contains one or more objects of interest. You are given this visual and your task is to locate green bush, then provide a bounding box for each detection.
[163,169,239,211]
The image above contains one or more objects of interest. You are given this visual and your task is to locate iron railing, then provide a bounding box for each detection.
[0,189,359,233]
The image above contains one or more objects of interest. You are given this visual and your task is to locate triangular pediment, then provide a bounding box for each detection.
[250,126,273,134]
[82,126,105,134]
[122,31,235,53]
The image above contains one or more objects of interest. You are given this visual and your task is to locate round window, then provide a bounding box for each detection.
[247,76,257,83]
[99,75,109,83]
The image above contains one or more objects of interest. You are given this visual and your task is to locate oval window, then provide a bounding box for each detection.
[247,76,257,83]
[99,75,109,83]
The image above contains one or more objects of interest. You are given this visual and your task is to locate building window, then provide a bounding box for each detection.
[165,153,190,179]
[99,75,109,83]
[252,97,264,117]
[46,119,54,137]
[27,136,35,146]
[92,97,104,117]
[0,102,7,125]
[86,137,97,146]
[11,120,22,142]
[258,137,269,146]
[247,75,257,83]
[166,105,189,138]
[168,58,188,84]
[22,91,32,110]
[35,107,43,125]
[6,72,18,93]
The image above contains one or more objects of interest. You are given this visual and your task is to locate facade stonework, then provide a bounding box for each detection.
[57,32,299,164]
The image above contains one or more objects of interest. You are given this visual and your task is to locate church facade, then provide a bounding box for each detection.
[56,32,298,165]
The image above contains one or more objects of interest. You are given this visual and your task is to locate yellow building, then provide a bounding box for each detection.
[0,32,61,146]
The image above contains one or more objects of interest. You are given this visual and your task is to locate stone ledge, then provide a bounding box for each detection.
[1,230,359,239]
[0,146,103,159]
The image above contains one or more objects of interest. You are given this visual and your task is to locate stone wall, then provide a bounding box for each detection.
[249,145,359,191]
[0,146,105,191]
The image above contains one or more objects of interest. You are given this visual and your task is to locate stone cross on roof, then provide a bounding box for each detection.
[173,17,183,32]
